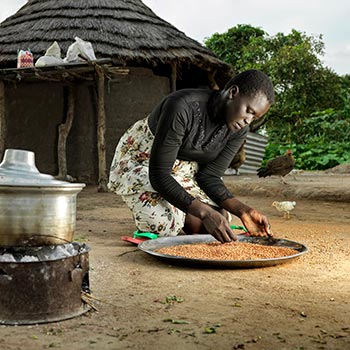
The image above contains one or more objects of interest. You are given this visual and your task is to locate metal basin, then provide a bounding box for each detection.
[138,235,308,268]
[0,149,85,247]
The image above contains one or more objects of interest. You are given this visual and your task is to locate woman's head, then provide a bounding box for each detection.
[223,70,274,131]
[224,69,275,104]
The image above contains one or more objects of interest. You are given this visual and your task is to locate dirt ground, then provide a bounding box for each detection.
[1,172,350,350]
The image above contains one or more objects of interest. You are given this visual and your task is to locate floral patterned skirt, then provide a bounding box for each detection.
[108,117,217,236]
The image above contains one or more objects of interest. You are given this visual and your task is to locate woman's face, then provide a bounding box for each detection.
[224,86,270,131]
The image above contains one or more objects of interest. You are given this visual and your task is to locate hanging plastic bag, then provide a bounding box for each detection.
[64,37,96,63]
[17,49,34,68]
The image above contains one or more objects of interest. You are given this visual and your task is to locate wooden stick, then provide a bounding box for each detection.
[81,291,101,302]
[0,81,6,161]
[208,69,219,90]
[81,293,99,311]
[170,61,177,92]
[57,85,75,180]
[95,65,108,192]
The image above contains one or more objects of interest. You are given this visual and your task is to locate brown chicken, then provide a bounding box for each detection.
[257,149,295,184]
[228,140,246,175]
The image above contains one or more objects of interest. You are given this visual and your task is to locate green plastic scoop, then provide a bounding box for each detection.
[230,224,248,233]
[133,230,158,240]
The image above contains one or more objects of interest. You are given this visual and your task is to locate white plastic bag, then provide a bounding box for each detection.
[35,41,64,67]
[35,55,64,67]
[45,41,61,58]
[64,37,96,63]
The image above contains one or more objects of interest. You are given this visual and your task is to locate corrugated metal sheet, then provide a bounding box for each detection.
[225,132,267,175]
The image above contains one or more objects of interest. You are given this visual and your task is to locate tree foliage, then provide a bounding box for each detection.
[204,24,266,69]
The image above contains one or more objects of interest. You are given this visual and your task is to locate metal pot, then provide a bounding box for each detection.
[0,149,85,247]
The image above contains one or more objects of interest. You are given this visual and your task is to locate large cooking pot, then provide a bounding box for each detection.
[0,149,85,247]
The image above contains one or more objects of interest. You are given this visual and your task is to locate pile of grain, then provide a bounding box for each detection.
[156,241,298,260]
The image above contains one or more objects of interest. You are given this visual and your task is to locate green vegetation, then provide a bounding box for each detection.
[266,106,350,170]
[205,25,350,170]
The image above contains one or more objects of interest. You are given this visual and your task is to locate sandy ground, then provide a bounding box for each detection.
[0,172,350,350]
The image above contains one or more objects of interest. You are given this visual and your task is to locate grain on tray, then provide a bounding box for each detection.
[155,241,298,260]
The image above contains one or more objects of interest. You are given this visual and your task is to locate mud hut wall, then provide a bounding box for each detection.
[3,81,63,174]
[67,67,170,183]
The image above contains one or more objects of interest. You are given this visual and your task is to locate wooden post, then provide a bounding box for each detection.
[0,81,6,161]
[57,85,75,181]
[170,61,177,92]
[95,65,108,192]
[208,69,219,90]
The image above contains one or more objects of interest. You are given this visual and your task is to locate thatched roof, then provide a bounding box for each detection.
[0,0,232,76]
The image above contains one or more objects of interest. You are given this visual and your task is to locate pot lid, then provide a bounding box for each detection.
[0,149,85,188]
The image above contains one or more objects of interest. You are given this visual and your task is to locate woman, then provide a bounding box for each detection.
[108,69,274,243]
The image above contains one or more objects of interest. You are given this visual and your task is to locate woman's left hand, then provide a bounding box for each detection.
[240,208,273,237]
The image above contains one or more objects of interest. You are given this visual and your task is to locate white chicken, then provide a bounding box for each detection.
[272,201,296,219]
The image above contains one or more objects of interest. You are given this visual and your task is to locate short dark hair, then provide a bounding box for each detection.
[224,69,275,104]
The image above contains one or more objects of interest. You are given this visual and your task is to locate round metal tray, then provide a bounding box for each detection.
[138,235,308,268]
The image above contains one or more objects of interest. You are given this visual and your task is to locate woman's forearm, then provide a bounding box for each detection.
[220,197,252,218]
[187,198,215,219]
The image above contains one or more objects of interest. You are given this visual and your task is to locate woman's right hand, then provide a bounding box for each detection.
[188,199,236,243]
[202,209,237,243]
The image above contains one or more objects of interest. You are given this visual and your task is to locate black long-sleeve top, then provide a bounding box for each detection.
[148,88,248,213]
